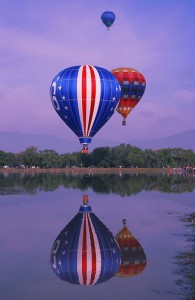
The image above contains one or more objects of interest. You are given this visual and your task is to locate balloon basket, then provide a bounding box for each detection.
[82,145,88,154]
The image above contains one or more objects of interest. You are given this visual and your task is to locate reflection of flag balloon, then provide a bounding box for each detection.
[115,219,147,277]
[101,11,116,29]
[50,65,121,153]
[111,67,146,125]
[50,196,121,285]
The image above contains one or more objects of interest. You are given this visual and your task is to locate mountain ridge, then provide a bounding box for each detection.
[0,129,194,153]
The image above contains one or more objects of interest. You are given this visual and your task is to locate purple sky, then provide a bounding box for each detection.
[0,0,194,144]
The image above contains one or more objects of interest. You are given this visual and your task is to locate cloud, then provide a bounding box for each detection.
[174,89,195,103]
[0,1,195,142]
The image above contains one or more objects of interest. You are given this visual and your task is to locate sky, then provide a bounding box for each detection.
[0,0,195,145]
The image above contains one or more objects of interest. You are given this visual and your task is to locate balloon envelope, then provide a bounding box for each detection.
[115,221,147,277]
[101,11,116,29]
[111,67,146,125]
[50,199,121,285]
[50,65,121,152]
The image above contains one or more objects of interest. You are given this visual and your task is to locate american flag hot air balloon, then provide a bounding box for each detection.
[50,196,121,285]
[50,65,121,153]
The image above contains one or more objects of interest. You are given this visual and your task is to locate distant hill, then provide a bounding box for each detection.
[130,129,195,151]
[0,129,194,153]
[0,131,80,153]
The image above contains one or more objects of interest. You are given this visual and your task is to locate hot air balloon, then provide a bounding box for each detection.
[101,11,116,29]
[50,65,121,153]
[115,219,147,277]
[111,67,146,125]
[50,195,121,285]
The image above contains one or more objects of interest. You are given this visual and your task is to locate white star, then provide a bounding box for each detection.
[112,97,116,101]
[58,85,62,90]
[57,76,60,80]
[65,240,68,244]
[65,231,68,235]
[62,96,66,100]
[58,261,62,266]
[116,87,118,91]
[64,106,68,110]
[65,116,68,119]
[62,251,66,255]
[110,107,114,111]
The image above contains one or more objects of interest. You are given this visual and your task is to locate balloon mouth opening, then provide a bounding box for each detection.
[82,144,88,154]
[122,119,126,126]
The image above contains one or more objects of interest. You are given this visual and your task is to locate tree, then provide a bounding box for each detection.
[39,149,60,168]
[22,146,40,167]
[0,150,6,166]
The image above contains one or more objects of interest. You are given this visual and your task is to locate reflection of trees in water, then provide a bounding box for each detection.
[0,173,194,195]
[174,213,195,300]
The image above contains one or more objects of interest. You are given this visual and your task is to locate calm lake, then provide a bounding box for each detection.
[0,172,194,300]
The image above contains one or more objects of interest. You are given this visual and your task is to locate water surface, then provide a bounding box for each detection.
[0,173,194,300]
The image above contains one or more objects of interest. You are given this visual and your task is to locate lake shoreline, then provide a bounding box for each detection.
[0,167,172,174]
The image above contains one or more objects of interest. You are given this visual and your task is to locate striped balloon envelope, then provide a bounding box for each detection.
[111,67,146,126]
[50,65,121,153]
[115,219,147,277]
[50,196,121,285]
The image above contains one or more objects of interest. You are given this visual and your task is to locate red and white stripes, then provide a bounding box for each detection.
[77,213,101,285]
[77,65,101,137]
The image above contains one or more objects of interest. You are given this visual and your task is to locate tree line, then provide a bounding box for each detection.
[0,144,195,168]
[1,173,194,195]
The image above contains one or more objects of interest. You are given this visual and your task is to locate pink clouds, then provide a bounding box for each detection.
[0,0,194,142]
[175,89,195,103]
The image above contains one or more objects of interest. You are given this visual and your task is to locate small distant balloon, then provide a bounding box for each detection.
[101,11,116,29]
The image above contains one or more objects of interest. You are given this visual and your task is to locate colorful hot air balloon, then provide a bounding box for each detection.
[50,65,121,153]
[101,11,116,29]
[111,67,146,125]
[115,219,147,277]
[50,196,121,285]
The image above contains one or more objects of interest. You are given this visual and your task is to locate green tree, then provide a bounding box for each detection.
[0,150,6,166]
[39,149,60,168]
[91,147,112,167]
[22,146,40,167]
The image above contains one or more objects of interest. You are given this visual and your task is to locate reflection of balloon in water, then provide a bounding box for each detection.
[101,11,116,29]
[115,219,147,277]
[111,67,146,125]
[50,196,121,285]
[50,65,121,153]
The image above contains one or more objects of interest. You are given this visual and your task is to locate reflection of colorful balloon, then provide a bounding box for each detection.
[111,67,146,125]
[50,196,121,285]
[115,219,147,277]
[101,11,116,29]
[50,65,121,153]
